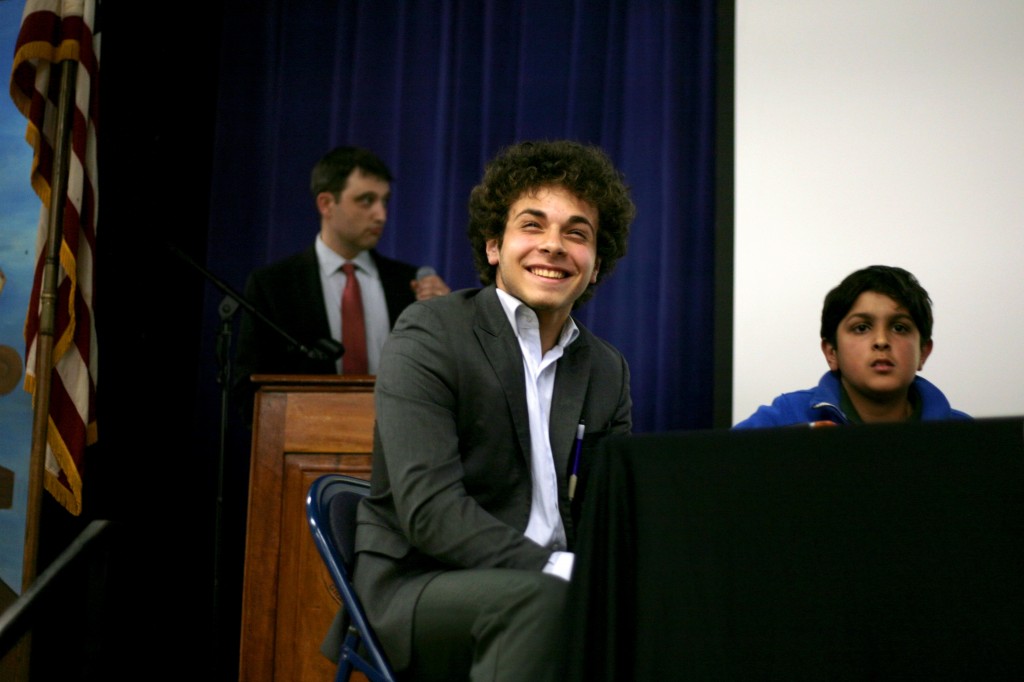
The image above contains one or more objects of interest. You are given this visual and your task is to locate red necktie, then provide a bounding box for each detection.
[340,262,368,374]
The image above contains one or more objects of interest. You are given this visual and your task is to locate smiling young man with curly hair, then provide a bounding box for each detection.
[323,140,636,681]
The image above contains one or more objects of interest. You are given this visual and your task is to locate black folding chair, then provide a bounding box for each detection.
[307,474,397,682]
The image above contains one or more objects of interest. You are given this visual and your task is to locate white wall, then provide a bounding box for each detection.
[733,0,1024,423]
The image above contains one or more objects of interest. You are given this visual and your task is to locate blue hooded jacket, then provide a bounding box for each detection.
[733,371,971,429]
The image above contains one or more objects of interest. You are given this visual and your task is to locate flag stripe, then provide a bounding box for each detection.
[12,0,100,516]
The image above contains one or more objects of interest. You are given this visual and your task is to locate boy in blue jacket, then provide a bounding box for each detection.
[734,265,970,428]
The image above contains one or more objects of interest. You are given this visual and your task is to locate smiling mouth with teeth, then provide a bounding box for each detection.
[530,267,567,279]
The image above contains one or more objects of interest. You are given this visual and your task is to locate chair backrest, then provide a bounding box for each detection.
[307,474,397,682]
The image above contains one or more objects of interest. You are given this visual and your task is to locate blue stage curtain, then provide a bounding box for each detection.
[204,0,716,433]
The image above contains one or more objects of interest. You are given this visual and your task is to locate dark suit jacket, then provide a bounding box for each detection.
[233,246,418,405]
[352,285,632,670]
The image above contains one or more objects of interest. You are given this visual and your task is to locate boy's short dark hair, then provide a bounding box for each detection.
[310,146,394,198]
[466,139,636,306]
[820,265,934,348]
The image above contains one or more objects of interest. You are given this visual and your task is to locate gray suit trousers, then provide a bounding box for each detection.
[409,568,569,682]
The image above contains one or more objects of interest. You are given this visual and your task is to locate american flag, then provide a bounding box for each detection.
[10,0,101,515]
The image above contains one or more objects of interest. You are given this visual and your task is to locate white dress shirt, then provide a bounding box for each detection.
[315,236,391,374]
[495,288,577,581]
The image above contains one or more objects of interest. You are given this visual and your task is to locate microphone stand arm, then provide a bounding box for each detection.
[165,243,342,668]
[166,243,342,363]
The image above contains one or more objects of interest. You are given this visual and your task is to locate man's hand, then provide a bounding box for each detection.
[411,274,451,301]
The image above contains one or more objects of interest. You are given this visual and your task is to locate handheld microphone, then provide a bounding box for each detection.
[416,265,437,280]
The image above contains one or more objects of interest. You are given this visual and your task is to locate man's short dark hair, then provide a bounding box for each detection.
[466,139,635,307]
[310,146,394,198]
[820,265,934,348]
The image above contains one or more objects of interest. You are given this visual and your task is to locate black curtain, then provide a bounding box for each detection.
[202,0,718,434]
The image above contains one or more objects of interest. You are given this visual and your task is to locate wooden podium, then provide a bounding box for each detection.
[238,375,376,682]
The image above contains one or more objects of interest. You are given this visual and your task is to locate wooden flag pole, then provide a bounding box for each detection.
[22,59,78,592]
[7,57,79,682]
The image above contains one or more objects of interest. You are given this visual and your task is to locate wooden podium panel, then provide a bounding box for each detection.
[239,375,376,682]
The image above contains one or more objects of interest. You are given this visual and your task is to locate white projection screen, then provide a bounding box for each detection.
[732,0,1024,424]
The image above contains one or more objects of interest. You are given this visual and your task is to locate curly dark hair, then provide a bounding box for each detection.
[467,139,636,306]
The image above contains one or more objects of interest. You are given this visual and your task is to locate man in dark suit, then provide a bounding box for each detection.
[343,140,636,680]
[234,146,450,409]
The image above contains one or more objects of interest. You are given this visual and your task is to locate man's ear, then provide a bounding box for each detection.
[918,338,934,371]
[315,192,336,216]
[821,338,840,371]
[486,238,500,266]
[590,258,601,285]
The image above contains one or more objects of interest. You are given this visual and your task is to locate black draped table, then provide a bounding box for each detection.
[564,417,1024,681]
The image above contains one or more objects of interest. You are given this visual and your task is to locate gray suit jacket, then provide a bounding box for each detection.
[351,285,632,670]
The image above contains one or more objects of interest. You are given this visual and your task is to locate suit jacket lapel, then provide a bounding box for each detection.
[301,246,332,341]
[370,249,417,328]
[473,286,594,474]
[550,329,591,478]
[473,287,532,463]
